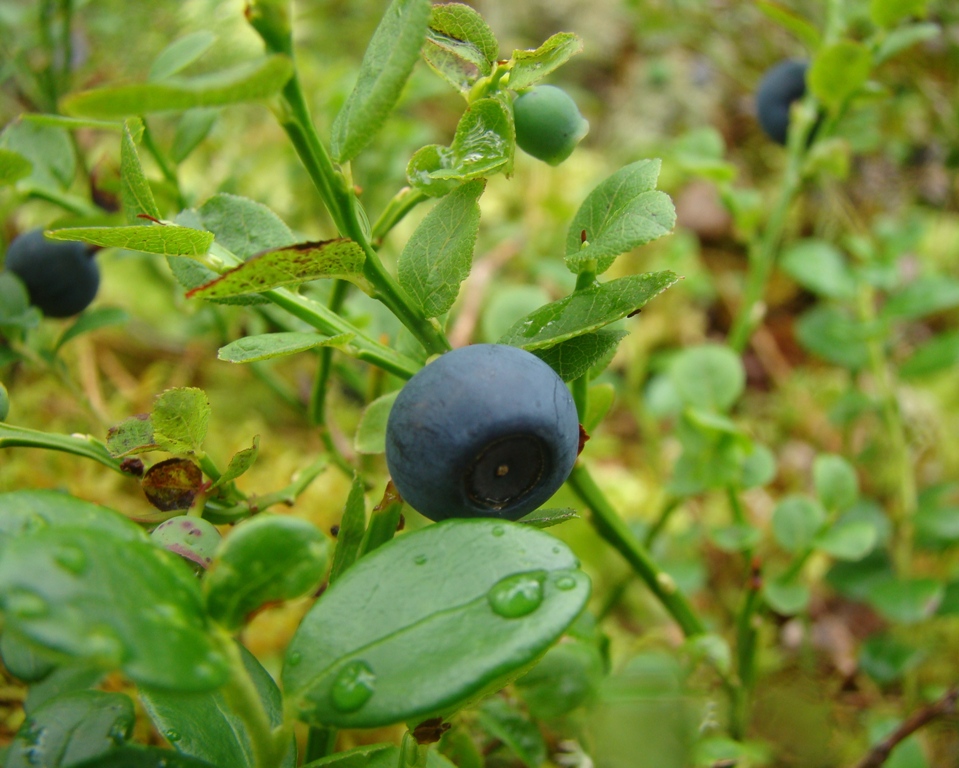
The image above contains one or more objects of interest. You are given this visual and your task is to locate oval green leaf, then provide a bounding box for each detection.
[6,690,134,768]
[205,515,329,631]
[140,643,294,768]
[0,528,228,691]
[283,519,590,728]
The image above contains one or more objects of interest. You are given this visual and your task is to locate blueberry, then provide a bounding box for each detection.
[151,515,222,570]
[3,229,99,318]
[755,59,809,145]
[513,85,589,166]
[385,344,581,522]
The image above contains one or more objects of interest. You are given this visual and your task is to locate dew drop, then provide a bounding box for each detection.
[165,729,181,743]
[7,590,48,618]
[555,574,577,591]
[552,546,561,554]
[413,554,427,565]
[330,660,376,713]
[287,651,302,667]
[491,525,505,538]
[488,571,545,619]
[54,545,87,575]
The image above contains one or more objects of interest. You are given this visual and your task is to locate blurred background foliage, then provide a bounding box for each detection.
[2,0,959,766]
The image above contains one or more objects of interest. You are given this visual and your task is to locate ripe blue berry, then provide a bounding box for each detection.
[513,85,589,166]
[755,59,809,145]
[4,229,99,318]
[385,344,580,522]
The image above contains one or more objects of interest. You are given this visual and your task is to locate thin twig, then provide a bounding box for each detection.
[852,687,958,768]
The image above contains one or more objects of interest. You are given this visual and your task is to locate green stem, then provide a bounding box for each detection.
[273,73,450,356]
[731,560,762,740]
[204,454,330,523]
[398,731,430,768]
[857,285,916,574]
[22,184,101,217]
[140,120,186,209]
[216,633,290,768]
[371,186,428,243]
[643,495,681,549]
[309,280,350,425]
[566,464,706,637]
[305,726,338,763]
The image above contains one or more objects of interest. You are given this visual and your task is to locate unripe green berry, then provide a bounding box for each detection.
[513,85,589,166]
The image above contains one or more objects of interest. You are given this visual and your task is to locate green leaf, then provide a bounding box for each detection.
[149,31,218,81]
[0,147,32,185]
[566,160,676,275]
[0,528,228,691]
[408,97,514,196]
[498,271,678,350]
[584,382,616,433]
[151,387,210,455]
[1,629,56,683]
[710,523,762,553]
[867,577,943,624]
[328,475,367,584]
[422,4,497,94]
[809,41,872,111]
[218,331,354,363]
[205,514,329,631]
[300,744,454,768]
[813,520,877,560]
[507,33,583,91]
[331,0,432,162]
[55,308,130,352]
[755,1,821,49]
[106,415,158,457]
[354,391,399,455]
[212,436,260,488]
[668,344,745,412]
[739,443,777,489]
[171,109,218,164]
[430,3,498,66]
[780,239,857,299]
[0,424,122,474]
[763,574,810,615]
[900,330,959,378]
[283,519,590,728]
[61,56,294,118]
[772,495,825,552]
[47,225,214,257]
[25,665,104,716]
[476,698,547,768]
[20,114,123,131]
[398,179,483,317]
[880,275,959,320]
[196,194,296,258]
[6,690,134,768]
[0,119,75,190]
[795,305,874,370]
[813,453,859,512]
[859,633,922,685]
[515,639,603,719]
[120,118,161,223]
[141,643,293,768]
[187,240,368,299]
[516,508,580,529]
[870,0,927,28]
[0,490,147,548]
[875,22,940,63]
[531,330,628,383]
[71,745,218,767]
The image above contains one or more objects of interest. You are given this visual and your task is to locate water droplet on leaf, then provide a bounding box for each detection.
[488,571,545,618]
[555,574,577,591]
[413,554,427,565]
[6,589,48,618]
[288,651,302,667]
[54,545,87,575]
[491,525,505,537]
[165,730,181,743]
[331,660,376,713]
